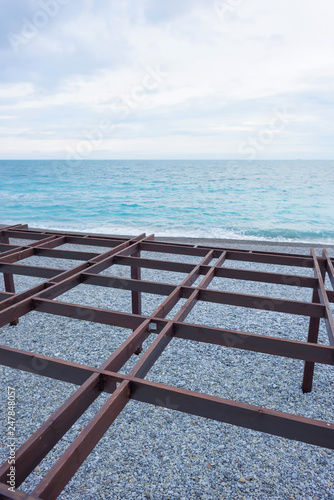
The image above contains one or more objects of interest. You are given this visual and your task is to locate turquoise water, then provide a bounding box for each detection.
[1,160,333,243]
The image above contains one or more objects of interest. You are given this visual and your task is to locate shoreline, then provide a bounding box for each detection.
[156,235,334,249]
[2,224,334,250]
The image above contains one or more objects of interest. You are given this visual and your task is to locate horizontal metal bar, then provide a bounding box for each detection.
[66,235,121,248]
[213,266,317,288]
[0,263,62,279]
[173,322,334,364]
[192,287,325,317]
[130,378,334,449]
[140,240,211,257]
[34,247,99,261]
[142,240,318,262]
[115,255,196,273]
[0,223,28,231]
[4,230,51,240]
[81,272,176,296]
[7,226,128,241]
[225,250,316,267]
[33,298,149,331]
[197,243,319,259]
[0,344,96,385]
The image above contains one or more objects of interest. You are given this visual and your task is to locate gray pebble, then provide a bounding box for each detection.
[0,241,333,499]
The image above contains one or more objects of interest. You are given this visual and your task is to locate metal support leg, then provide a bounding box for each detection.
[131,251,142,354]
[302,262,326,393]
[0,232,18,325]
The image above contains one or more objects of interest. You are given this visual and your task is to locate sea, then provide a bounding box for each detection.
[1,160,333,244]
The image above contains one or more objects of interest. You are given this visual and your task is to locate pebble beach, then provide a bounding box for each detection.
[0,236,333,500]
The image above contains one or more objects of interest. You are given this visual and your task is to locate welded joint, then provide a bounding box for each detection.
[98,374,105,391]
[134,345,143,355]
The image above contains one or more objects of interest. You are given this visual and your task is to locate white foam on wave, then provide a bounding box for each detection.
[28,221,334,246]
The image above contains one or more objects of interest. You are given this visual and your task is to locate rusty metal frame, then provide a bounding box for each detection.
[0,223,333,499]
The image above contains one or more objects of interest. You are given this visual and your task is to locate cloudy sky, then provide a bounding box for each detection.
[0,0,333,159]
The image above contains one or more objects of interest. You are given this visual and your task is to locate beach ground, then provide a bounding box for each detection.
[0,230,333,499]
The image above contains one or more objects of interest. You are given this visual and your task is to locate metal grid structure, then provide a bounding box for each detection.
[0,223,333,499]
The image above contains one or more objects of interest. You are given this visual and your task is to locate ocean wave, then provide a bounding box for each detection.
[20,220,334,245]
[1,160,334,246]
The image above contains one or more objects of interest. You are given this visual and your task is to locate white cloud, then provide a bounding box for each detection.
[0,82,35,99]
[0,0,334,158]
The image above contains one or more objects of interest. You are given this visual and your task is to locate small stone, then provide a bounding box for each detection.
[239,477,246,483]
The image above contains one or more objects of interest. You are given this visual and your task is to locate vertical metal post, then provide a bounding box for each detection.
[302,260,326,393]
[131,251,142,354]
[0,232,18,325]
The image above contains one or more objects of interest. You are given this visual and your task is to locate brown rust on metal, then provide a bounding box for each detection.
[0,223,333,498]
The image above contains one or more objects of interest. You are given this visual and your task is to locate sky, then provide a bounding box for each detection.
[0,0,334,160]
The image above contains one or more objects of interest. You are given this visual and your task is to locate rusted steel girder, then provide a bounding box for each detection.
[0,224,333,499]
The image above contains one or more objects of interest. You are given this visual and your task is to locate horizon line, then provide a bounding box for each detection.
[1,158,333,161]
